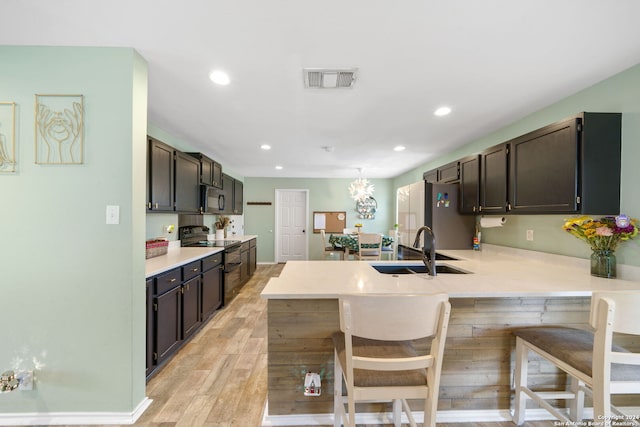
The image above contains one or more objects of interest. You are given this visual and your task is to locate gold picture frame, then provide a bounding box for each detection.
[35,94,84,165]
[0,102,16,173]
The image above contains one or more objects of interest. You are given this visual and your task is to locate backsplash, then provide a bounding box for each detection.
[146,213,244,241]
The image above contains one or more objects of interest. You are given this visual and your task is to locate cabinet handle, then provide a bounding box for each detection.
[147,202,151,209]
[155,202,159,209]
[472,206,476,212]
[507,203,512,211]
[479,205,482,212]
[192,268,199,272]
[169,278,176,283]
[153,352,158,361]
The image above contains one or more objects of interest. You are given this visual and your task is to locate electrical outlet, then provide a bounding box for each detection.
[526,229,534,241]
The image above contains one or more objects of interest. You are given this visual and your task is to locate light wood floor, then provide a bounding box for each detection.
[107,263,554,427]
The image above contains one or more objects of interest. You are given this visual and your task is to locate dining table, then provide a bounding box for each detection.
[328,233,394,257]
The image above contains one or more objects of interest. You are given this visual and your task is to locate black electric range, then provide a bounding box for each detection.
[179,226,241,249]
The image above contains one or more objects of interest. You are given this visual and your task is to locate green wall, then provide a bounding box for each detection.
[0,47,148,414]
[393,62,640,267]
[244,177,394,262]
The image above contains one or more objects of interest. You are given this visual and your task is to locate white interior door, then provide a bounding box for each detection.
[275,189,309,262]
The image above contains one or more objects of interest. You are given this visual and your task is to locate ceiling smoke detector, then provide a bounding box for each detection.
[303,68,358,89]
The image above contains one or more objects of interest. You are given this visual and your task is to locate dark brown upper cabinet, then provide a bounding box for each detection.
[423,160,460,184]
[174,151,201,213]
[147,137,175,212]
[437,160,460,183]
[233,179,243,215]
[480,143,509,214]
[459,155,480,214]
[187,153,222,188]
[509,112,621,214]
[423,169,438,184]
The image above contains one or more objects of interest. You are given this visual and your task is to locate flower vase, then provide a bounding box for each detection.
[590,249,616,278]
[215,229,225,240]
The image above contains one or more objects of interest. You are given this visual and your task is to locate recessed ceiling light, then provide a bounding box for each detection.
[393,145,406,152]
[209,70,230,85]
[434,106,451,117]
[260,144,271,150]
[275,165,283,170]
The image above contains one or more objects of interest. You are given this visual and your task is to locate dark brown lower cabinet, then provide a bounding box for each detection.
[146,279,154,377]
[201,265,222,320]
[147,242,256,380]
[154,285,182,366]
[249,241,257,276]
[224,267,242,305]
[148,253,227,380]
[240,243,250,283]
[182,276,201,339]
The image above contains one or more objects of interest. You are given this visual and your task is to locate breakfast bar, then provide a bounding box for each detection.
[261,245,640,423]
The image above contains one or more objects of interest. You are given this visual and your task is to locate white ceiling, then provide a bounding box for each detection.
[2,1,640,178]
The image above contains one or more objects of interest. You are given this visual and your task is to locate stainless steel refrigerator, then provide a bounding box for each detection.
[423,182,474,249]
[397,181,474,257]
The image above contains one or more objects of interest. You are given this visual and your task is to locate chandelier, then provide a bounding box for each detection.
[348,177,374,202]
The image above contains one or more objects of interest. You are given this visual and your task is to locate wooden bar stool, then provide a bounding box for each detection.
[512,291,640,427]
[333,293,451,427]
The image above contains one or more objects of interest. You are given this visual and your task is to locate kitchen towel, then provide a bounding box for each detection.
[480,217,506,228]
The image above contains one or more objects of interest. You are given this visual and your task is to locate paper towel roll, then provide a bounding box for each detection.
[480,217,506,228]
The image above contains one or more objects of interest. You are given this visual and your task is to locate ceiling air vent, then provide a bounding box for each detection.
[303,68,358,89]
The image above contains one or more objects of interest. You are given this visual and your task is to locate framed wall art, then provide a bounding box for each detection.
[35,94,84,165]
[0,102,16,173]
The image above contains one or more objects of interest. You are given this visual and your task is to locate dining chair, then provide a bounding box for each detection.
[381,230,397,260]
[512,290,640,427]
[354,232,382,260]
[320,229,344,260]
[333,293,451,427]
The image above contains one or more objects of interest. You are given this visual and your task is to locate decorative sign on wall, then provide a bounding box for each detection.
[356,196,377,219]
[35,94,84,165]
[0,102,16,173]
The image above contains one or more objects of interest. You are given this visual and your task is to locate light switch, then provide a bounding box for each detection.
[106,205,120,225]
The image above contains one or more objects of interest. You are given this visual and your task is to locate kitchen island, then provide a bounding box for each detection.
[261,245,640,424]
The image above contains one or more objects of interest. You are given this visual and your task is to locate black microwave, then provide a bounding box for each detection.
[200,184,226,213]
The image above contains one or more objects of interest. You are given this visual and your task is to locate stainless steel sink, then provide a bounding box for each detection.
[435,253,459,261]
[371,264,469,275]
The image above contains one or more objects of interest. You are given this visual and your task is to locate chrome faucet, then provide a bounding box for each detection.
[413,225,436,276]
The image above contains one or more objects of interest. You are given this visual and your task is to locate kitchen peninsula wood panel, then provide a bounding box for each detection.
[266,296,591,415]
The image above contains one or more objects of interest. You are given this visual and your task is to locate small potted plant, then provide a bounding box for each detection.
[214,215,230,240]
[354,223,363,233]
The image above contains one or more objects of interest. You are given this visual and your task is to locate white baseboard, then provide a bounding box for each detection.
[262,403,640,426]
[262,407,517,426]
[0,397,152,426]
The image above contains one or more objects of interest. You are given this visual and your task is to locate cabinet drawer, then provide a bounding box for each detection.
[241,241,250,251]
[202,253,223,271]
[182,260,202,281]
[155,268,181,295]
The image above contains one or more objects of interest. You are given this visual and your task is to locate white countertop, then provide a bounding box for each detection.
[145,235,257,278]
[261,245,640,299]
